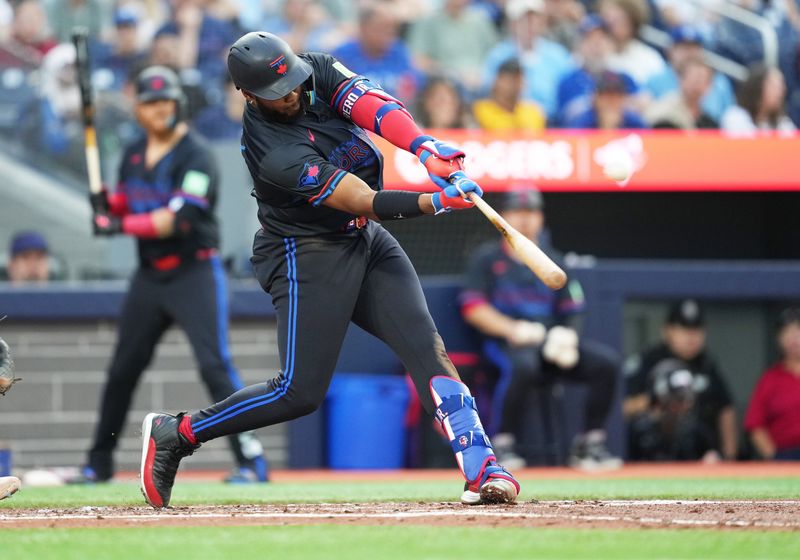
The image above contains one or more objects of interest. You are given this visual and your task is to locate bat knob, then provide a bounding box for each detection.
[547,270,568,290]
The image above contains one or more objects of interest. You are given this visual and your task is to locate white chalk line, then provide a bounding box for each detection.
[3,502,800,530]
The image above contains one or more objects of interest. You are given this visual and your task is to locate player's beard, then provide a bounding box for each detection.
[256,92,308,124]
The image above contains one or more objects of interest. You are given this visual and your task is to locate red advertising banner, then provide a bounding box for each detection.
[372,130,800,192]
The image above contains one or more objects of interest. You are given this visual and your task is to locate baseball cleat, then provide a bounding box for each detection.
[140,412,199,509]
[569,433,622,472]
[460,462,520,505]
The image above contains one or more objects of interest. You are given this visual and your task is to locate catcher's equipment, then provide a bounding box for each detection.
[0,337,20,396]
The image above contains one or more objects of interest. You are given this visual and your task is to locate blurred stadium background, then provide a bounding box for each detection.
[1,0,800,476]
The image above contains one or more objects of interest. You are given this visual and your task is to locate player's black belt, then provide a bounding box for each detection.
[148,248,217,271]
[340,216,368,232]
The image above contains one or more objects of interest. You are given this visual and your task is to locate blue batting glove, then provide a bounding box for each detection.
[431,171,484,215]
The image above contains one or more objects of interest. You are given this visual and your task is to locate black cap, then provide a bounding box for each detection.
[777,307,800,330]
[499,188,544,212]
[227,32,313,101]
[135,66,184,103]
[498,58,523,75]
[666,299,704,328]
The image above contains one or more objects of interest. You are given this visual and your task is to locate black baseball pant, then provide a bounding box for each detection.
[88,257,256,478]
[484,339,619,436]
[189,222,459,442]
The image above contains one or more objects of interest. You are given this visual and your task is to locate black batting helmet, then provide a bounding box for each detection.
[135,65,185,105]
[227,32,313,100]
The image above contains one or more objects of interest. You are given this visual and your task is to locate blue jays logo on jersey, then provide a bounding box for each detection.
[329,134,376,172]
[298,161,321,188]
[270,55,288,75]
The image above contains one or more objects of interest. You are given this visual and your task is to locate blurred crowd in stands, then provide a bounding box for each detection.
[1,0,800,179]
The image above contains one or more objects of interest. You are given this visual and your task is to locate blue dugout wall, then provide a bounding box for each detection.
[3,260,800,467]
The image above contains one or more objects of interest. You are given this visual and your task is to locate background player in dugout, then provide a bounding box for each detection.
[83,65,268,484]
[624,299,738,462]
[139,32,521,510]
[460,189,622,470]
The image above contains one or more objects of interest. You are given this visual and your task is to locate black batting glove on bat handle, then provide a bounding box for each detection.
[90,189,110,214]
[93,212,122,236]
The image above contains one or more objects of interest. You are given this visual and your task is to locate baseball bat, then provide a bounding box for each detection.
[72,27,102,195]
[468,193,568,290]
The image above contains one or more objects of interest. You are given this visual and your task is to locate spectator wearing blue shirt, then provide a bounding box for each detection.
[257,0,345,54]
[92,7,147,91]
[483,0,575,119]
[156,0,238,86]
[564,70,647,129]
[192,74,245,141]
[645,25,734,124]
[332,4,421,104]
[556,15,638,126]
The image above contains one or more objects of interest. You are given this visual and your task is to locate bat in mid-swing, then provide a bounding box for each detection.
[72,28,102,195]
[427,155,567,290]
[467,193,568,290]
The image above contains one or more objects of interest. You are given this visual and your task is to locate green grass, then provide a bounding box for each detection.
[5,526,800,560]
[3,477,800,509]
[3,476,799,559]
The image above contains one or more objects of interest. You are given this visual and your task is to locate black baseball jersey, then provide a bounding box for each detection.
[460,241,585,329]
[240,52,383,237]
[118,131,220,266]
[625,344,734,427]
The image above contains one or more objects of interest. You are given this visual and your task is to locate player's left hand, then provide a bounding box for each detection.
[416,138,465,189]
[93,213,123,236]
[542,326,579,369]
[431,171,483,215]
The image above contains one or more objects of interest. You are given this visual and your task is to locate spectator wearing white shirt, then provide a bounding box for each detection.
[721,65,797,135]
[599,0,666,85]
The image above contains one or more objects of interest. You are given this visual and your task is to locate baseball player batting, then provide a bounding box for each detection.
[84,66,267,484]
[140,32,520,508]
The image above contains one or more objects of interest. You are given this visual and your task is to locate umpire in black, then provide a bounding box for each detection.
[82,66,267,483]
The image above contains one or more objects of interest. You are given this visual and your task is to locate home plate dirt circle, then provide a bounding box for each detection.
[2,501,799,531]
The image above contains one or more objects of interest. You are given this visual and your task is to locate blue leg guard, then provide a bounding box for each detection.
[430,376,520,504]
[429,376,494,483]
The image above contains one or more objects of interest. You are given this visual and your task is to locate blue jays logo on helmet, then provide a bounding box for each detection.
[270,55,288,75]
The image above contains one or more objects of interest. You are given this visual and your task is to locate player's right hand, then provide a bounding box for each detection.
[89,189,110,214]
[92,212,122,236]
[430,172,483,215]
[507,320,547,347]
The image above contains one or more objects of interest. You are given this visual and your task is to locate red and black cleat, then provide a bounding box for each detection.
[140,412,199,509]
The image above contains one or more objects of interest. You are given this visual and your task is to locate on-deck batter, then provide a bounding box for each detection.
[84,66,267,484]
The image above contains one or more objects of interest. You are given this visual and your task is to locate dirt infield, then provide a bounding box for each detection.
[2,500,799,531]
[2,464,799,531]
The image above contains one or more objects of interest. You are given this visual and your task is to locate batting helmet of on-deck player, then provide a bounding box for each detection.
[227,32,313,100]
[135,65,185,105]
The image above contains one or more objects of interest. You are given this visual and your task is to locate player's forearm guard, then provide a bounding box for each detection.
[372,190,425,221]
